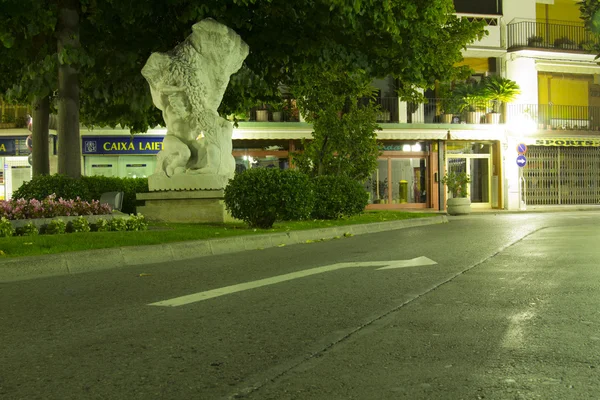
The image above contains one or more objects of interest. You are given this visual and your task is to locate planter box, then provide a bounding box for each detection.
[441,114,453,124]
[9,212,126,231]
[446,197,471,216]
[256,110,269,122]
[486,112,501,124]
[272,111,283,122]
[466,111,483,124]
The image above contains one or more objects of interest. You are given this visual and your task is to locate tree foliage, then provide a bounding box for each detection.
[579,0,600,57]
[2,0,484,128]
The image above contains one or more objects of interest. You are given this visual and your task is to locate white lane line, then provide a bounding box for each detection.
[149,257,437,307]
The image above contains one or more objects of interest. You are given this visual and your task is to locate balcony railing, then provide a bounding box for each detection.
[245,97,509,125]
[507,104,600,131]
[507,20,599,52]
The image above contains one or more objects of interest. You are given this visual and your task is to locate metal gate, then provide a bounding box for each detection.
[524,146,600,205]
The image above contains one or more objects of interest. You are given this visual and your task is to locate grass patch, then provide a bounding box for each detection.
[0,210,437,258]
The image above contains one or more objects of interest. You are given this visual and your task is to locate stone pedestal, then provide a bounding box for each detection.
[136,190,235,223]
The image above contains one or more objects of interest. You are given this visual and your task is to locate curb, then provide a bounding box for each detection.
[0,215,448,282]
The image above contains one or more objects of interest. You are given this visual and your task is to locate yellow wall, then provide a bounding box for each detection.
[537,0,581,23]
[539,73,591,106]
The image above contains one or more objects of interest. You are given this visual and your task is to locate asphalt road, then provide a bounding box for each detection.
[1,212,599,400]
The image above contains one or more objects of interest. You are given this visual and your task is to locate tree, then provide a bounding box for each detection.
[1,0,484,180]
[578,0,600,56]
[0,1,57,176]
[291,64,382,180]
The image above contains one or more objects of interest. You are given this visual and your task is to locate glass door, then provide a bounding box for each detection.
[446,155,491,207]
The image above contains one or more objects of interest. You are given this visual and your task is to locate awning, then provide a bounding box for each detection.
[376,129,447,140]
[232,128,313,140]
[447,129,506,141]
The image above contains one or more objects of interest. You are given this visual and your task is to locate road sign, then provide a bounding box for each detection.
[517,155,527,167]
[517,143,527,154]
[149,257,438,307]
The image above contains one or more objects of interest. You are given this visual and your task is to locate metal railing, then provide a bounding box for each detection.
[507,20,599,52]
[507,104,600,131]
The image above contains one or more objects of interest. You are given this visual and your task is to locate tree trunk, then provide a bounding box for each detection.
[32,96,50,176]
[57,0,81,178]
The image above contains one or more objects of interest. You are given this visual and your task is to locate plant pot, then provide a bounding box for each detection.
[441,113,453,124]
[272,111,282,122]
[466,111,483,124]
[256,110,269,122]
[446,197,471,216]
[486,112,501,124]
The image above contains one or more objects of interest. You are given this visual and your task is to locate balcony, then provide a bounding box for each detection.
[244,97,511,125]
[507,104,600,131]
[507,19,599,53]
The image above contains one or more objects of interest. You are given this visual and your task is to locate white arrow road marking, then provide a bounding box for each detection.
[148,257,437,307]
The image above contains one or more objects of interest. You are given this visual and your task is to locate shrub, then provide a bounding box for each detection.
[94,218,110,232]
[311,175,369,219]
[70,216,91,233]
[108,217,128,231]
[17,222,38,236]
[224,168,314,229]
[0,217,15,237]
[12,174,90,201]
[126,213,148,231]
[44,219,67,235]
[82,176,148,214]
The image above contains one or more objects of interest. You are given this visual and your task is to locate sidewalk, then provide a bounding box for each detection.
[0,215,448,283]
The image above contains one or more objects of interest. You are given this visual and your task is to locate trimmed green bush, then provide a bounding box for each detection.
[94,218,110,232]
[82,176,148,214]
[224,168,314,229]
[126,213,148,231]
[44,219,67,235]
[17,222,39,236]
[12,175,90,202]
[311,175,369,219]
[108,217,128,231]
[0,217,15,237]
[70,216,91,233]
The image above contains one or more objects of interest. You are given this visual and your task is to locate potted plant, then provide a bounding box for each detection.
[438,82,461,123]
[255,103,269,122]
[441,171,471,215]
[454,80,487,124]
[482,76,521,124]
[527,35,544,48]
[270,100,287,122]
[554,37,576,50]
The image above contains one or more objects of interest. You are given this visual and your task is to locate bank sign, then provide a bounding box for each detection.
[0,138,17,155]
[82,136,164,155]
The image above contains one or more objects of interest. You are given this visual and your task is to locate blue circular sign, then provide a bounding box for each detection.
[517,155,527,167]
[517,143,527,154]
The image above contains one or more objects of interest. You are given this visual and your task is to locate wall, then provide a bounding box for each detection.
[503,0,536,24]
[538,73,591,106]
[537,0,582,23]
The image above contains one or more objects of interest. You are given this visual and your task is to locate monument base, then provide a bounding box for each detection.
[136,190,235,223]
[148,173,229,191]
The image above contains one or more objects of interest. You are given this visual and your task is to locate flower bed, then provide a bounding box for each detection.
[0,194,112,220]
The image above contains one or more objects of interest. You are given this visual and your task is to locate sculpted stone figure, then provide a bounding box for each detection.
[141,19,249,190]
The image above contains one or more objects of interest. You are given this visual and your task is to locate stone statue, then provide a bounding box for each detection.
[141,19,249,190]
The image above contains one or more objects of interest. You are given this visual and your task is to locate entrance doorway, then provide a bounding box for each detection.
[446,155,492,208]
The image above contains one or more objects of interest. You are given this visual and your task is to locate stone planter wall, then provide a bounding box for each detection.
[9,212,128,231]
